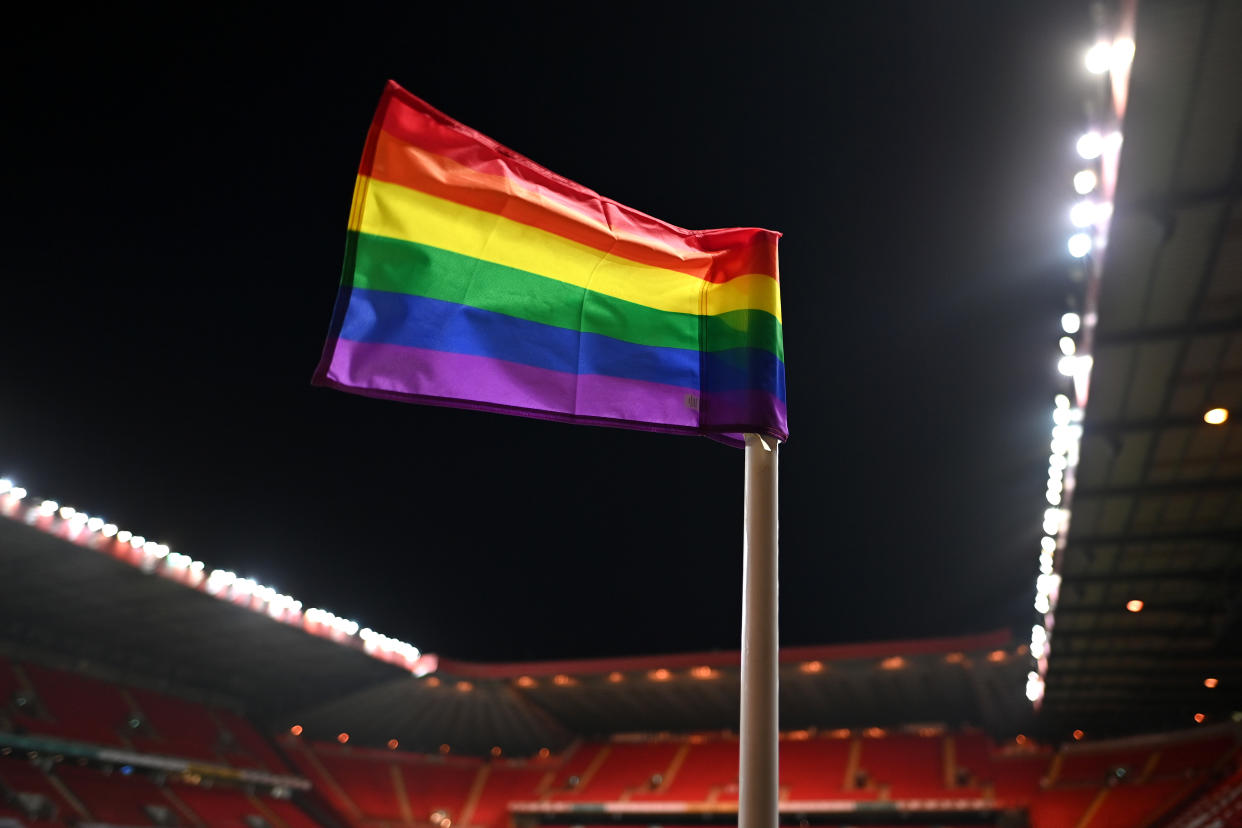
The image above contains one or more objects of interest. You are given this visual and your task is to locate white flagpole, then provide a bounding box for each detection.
[738,433,780,828]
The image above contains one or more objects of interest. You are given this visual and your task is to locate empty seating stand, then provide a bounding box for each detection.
[128,687,225,762]
[859,733,945,799]
[19,665,133,747]
[53,764,162,825]
[778,738,851,800]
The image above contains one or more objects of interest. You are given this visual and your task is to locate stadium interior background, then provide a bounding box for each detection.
[3,1,1241,827]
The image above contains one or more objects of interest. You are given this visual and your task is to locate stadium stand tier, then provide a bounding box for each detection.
[5,645,1238,828]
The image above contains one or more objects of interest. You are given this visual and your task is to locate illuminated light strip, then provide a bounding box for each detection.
[0,477,436,676]
[1029,11,1135,707]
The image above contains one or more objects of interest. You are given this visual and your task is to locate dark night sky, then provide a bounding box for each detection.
[5,4,1092,662]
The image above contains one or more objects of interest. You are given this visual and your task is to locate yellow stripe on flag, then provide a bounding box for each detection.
[351,176,782,322]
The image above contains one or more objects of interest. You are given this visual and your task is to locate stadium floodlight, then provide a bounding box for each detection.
[0,478,12,494]
[1076,131,1104,159]
[1067,232,1092,258]
[1069,200,1098,228]
[1040,536,1056,553]
[1057,355,1079,377]
[1073,170,1097,195]
[86,517,103,532]
[1105,131,1124,153]
[1026,671,1045,703]
[1054,394,1070,409]
[1085,41,1111,74]
[1059,336,1076,356]
[11,487,26,500]
[1030,625,1048,659]
[116,529,131,542]
[1045,491,1061,506]
[38,500,59,516]
[1061,312,1081,334]
[58,506,76,520]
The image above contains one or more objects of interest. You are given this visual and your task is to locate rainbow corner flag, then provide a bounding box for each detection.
[313,81,786,447]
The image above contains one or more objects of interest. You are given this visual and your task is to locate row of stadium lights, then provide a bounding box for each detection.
[293,651,1022,753]
[419,651,1015,693]
[1026,35,1227,725]
[1025,35,1136,710]
[0,477,430,676]
[289,723,969,759]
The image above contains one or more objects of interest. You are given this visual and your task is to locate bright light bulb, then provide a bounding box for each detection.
[1058,356,1079,376]
[1085,41,1111,74]
[1073,170,1097,195]
[1026,671,1045,702]
[1204,407,1229,425]
[1068,233,1092,258]
[1106,131,1124,153]
[116,530,132,543]
[1061,313,1081,334]
[1070,201,1097,228]
[1059,336,1076,356]
[1054,394,1070,409]
[1077,132,1104,159]
[0,479,11,494]
[1040,536,1056,553]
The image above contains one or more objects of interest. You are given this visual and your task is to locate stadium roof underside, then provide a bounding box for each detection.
[1041,0,1242,737]
[0,513,1034,756]
[0,517,408,716]
[292,632,1033,757]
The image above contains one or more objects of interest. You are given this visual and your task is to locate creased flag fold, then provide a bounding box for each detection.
[314,81,787,447]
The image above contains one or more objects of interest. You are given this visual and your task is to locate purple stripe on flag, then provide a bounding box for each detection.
[319,340,787,444]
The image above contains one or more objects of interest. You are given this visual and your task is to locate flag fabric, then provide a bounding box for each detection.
[313,81,786,447]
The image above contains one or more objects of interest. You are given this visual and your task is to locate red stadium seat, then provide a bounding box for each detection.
[20,664,134,747]
[0,760,87,822]
[395,757,477,822]
[127,686,226,762]
[779,738,851,800]
[858,733,945,799]
[467,764,548,827]
[53,764,162,825]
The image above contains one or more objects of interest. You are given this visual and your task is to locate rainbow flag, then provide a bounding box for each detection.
[314,81,786,447]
